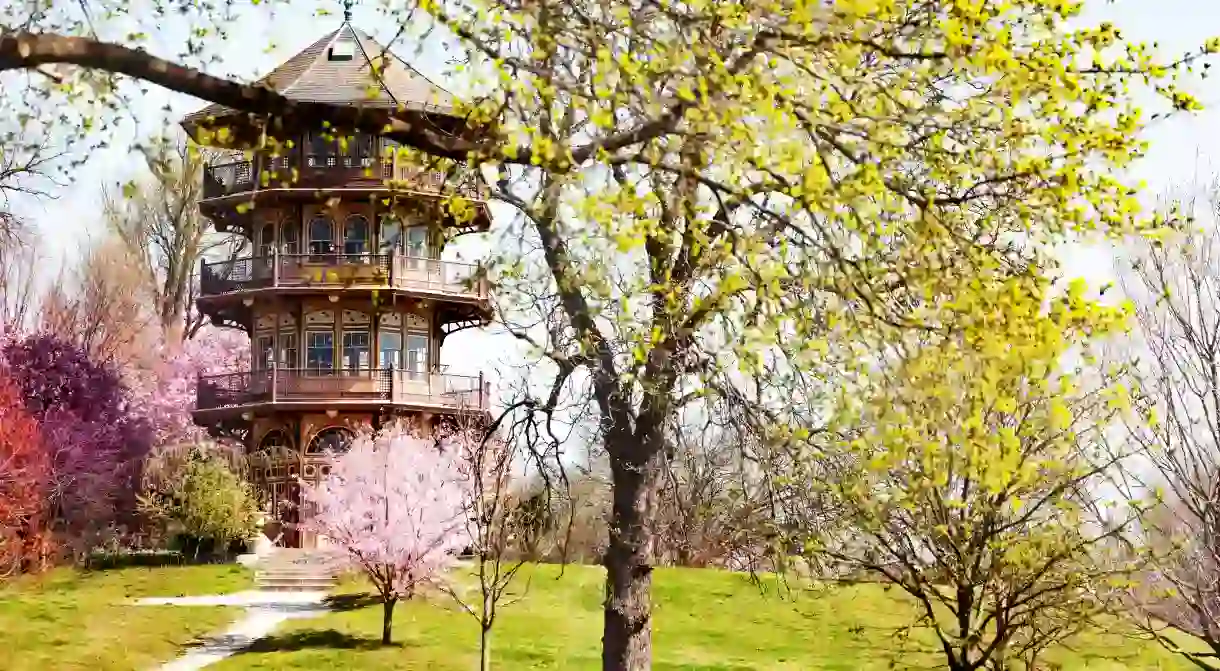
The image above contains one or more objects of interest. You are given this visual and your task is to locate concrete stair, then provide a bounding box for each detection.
[253,549,340,592]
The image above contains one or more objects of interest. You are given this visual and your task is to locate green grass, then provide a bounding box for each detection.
[212,563,1193,670]
[0,564,252,671]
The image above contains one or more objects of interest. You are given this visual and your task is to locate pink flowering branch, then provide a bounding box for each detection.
[125,327,249,450]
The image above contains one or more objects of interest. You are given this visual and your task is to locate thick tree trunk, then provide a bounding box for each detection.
[602,435,659,671]
[381,597,397,645]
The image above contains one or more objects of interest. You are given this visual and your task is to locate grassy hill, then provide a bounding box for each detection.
[215,563,1190,670]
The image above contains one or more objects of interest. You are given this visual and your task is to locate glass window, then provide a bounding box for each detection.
[306,132,333,156]
[306,331,334,372]
[405,334,428,380]
[378,331,402,370]
[406,226,428,257]
[280,220,299,256]
[405,226,430,270]
[343,215,369,258]
[338,133,374,164]
[342,330,370,372]
[378,217,401,253]
[307,427,354,455]
[258,223,275,258]
[308,215,334,260]
[255,334,273,370]
[258,429,293,457]
[278,332,298,368]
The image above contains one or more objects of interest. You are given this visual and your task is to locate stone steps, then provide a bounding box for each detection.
[256,577,337,592]
[252,549,339,592]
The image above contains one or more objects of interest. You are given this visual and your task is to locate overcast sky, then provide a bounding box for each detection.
[9,0,1220,394]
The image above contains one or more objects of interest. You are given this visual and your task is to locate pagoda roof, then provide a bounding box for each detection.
[182,22,457,126]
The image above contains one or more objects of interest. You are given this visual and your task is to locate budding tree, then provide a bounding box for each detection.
[300,423,469,645]
[786,277,1145,671]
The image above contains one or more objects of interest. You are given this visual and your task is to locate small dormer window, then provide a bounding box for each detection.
[328,41,355,61]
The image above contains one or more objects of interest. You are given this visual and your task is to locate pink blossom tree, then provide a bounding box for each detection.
[126,327,250,450]
[300,422,470,645]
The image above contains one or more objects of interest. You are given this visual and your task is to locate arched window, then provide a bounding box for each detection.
[343,215,369,258]
[378,215,402,254]
[306,427,354,456]
[308,215,334,261]
[258,222,275,259]
[280,218,300,256]
[256,428,295,459]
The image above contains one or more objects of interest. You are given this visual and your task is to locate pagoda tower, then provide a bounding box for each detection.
[180,18,491,548]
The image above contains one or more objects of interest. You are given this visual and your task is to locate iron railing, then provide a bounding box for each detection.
[198,252,487,300]
[202,146,488,200]
[196,368,488,412]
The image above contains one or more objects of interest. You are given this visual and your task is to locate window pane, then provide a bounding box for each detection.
[405,334,427,378]
[307,132,332,155]
[405,226,429,270]
[344,216,369,256]
[379,218,401,253]
[306,331,334,371]
[309,216,333,257]
[378,332,401,369]
[256,335,273,370]
[279,332,298,368]
[342,331,370,371]
[406,226,427,256]
[259,223,275,257]
[280,221,299,255]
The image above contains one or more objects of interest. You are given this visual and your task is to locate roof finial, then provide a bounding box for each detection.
[342,0,354,22]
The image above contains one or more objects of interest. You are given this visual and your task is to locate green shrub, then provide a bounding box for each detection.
[138,450,259,559]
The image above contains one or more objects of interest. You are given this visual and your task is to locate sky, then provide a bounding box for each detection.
[10,0,1220,397]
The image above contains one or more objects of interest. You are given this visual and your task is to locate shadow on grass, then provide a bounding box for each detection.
[323,592,382,611]
[236,629,400,654]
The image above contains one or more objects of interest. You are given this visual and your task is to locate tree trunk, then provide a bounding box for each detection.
[480,622,492,671]
[602,437,658,671]
[381,597,397,645]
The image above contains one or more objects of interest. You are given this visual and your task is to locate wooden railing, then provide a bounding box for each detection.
[197,368,489,412]
[198,252,487,300]
[201,148,488,200]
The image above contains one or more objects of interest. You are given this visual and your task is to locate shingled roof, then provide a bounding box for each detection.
[182,22,457,125]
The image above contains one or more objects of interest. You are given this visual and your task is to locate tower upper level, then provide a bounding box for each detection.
[180,20,488,237]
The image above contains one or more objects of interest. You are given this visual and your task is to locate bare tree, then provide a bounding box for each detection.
[0,233,41,334]
[0,134,62,331]
[1118,186,1220,669]
[0,137,61,244]
[443,408,549,671]
[105,135,240,341]
[653,408,779,569]
[40,235,156,367]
